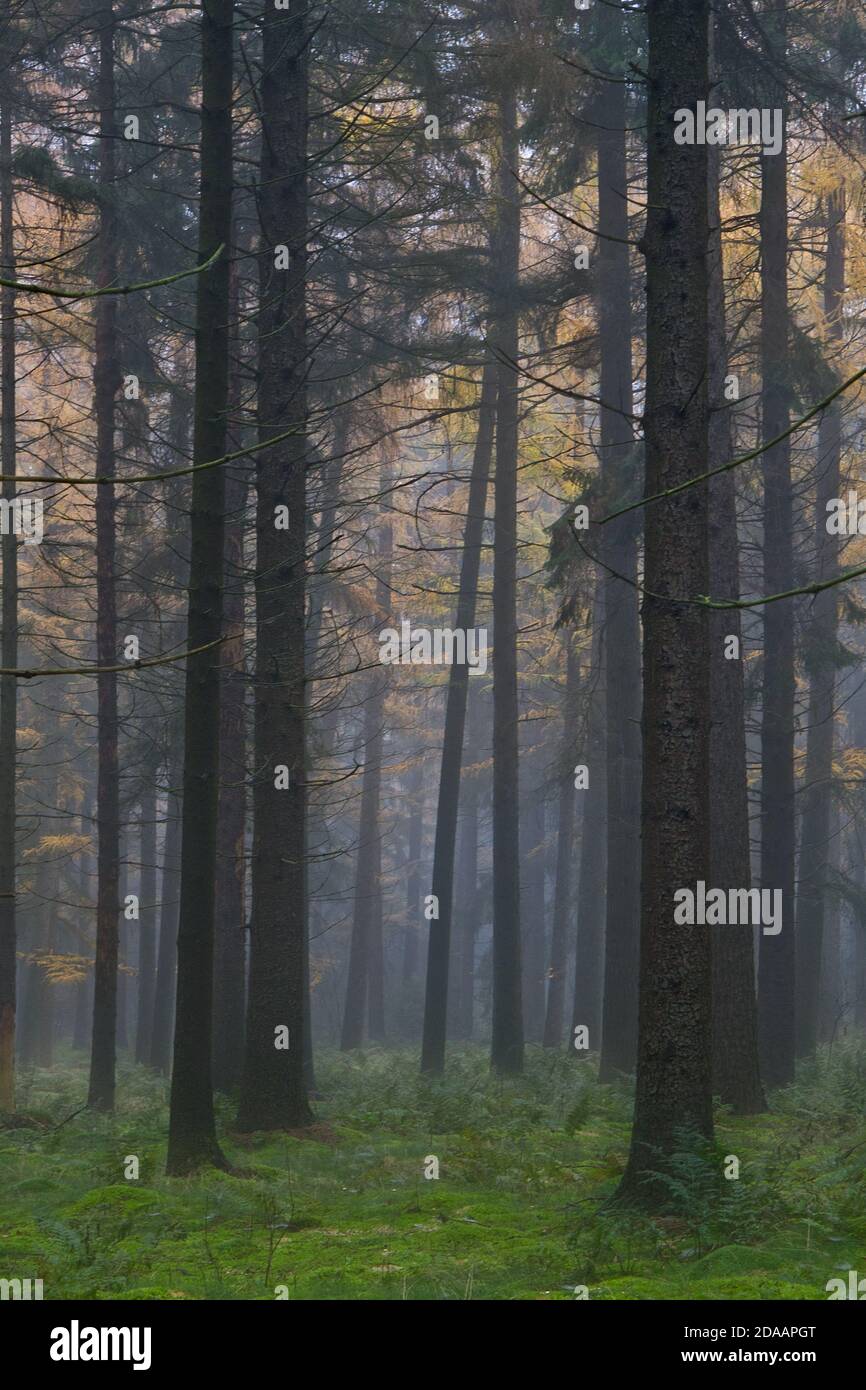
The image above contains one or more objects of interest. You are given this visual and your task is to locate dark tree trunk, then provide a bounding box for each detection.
[596,0,642,1084]
[88,1,121,1111]
[340,485,392,1051]
[307,410,349,671]
[135,783,157,1065]
[339,690,384,1051]
[32,764,58,1069]
[151,779,180,1074]
[617,0,712,1205]
[73,813,93,1050]
[421,360,496,1072]
[707,64,765,1114]
[757,0,796,1090]
[490,81,524,1077]
[543,635,578,1047]
[453,686,481,1042]
[367,876,385,1043]
[521,767,547,1043]
[795,184,844,1057]
[571,584,606,1053]
[818,803,841,1043]
[402,756,423,998]
[303,409,350,1090]
[166,0,235,1174]
[0,102,17,1110]
[236,0,311,1133]
[116,837,129,1051]
[851,688,866,1032]
[213,251,247,1096]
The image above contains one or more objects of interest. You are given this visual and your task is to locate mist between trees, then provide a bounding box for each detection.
[0,0,865,1295]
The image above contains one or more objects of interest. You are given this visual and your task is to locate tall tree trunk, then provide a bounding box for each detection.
[596,0,642,1084]
[135,782,157,1065]
[490,78,523,1077]
[757,0,796,1090]
[707,48,765,1114]
[851,687,866,1032]
[149,382,189,1076]
[617,0,712,1204]
[88,1,121,1111]
[213,250,246,1096]
[0,102,17,1110]
[236,0,311,1129]
[73,812,93,1050]
[166,0,235,1173]
[571,584,606,1053]
[339,692,384,1051]
[116,833,129,1051]
[818,802,841,1043]
[795,183,844,1057]
[543,634,578,1047]
[401,755,424,993]
[453,686,481,1041]
[521,764,547,1043]
[367,874,386,1042]
[307,409,349,670]
[421,360,496,1071]
[150,778,180,1074]
[303,408,350,1089]
[340,482,392,1051]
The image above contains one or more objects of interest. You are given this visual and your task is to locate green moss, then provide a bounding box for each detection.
[1,1042,865,1299]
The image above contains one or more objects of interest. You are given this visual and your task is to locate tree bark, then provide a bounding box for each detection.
[166,0,234,1173]
[135,782,157,1065]
[490,78,524,1076]
[707,49,765,1114]
[0,102,17,1110]
[617,0,712,1205]
[88,0,121,1111]
[340,480,392,1051]
[401,755,424,993]
[150,778,180,1074]
[73,811,93,1051]
[757,0,796,1090]
[571,582,606,1054]
[521,761,547,1043]
[543,634,578,1047]
[454,681,484,1042]
[213,248,246,1096]
[596,0,642,1084]
[421,360,496,1072]
[795,183,844,1057]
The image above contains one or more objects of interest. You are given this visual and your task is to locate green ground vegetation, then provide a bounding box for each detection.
[1,1042,865,1300]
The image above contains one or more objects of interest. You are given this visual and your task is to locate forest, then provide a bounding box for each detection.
[0,0,865,1311]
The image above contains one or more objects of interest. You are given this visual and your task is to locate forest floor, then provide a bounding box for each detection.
[1,1043,865,1300]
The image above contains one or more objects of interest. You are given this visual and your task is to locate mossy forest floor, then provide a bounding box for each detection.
[2,1043,865,1300]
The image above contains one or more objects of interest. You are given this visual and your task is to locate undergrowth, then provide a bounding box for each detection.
[1,1041,864,1299]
